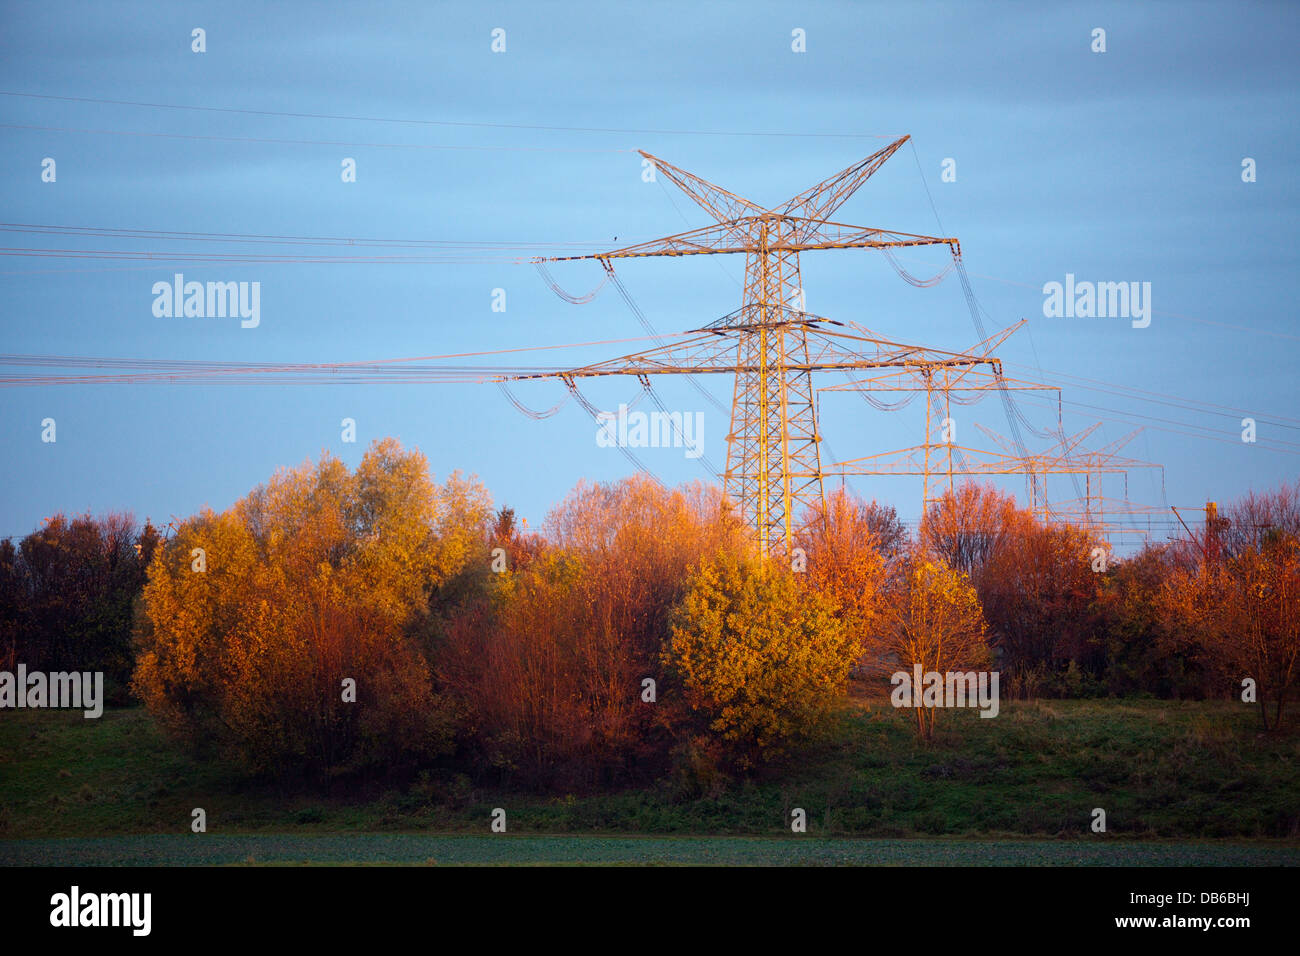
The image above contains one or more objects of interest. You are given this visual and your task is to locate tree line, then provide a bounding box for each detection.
[3,439,1296,788]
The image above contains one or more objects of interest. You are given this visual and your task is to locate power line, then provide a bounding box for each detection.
[0,245,532,264]
[0,333,699,386]
[0,222,625,272]
[0,89,902,141]
[1011,392,1300,456]
[0,223,615,250]
[0,122,633,154]
[950,261,1300,344]
[1003,360,1300,430]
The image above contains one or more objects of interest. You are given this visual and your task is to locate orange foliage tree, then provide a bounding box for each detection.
[1162,531,1300,730]
[439,475,748,786]
[921,481,1020,580]
[876,557,992,739]
[133,439,487,778]
[923,483,1102,697]
[1091,543,1207,697]
[801,488,891,674]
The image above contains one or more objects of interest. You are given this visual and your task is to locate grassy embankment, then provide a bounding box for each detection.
[2,691,1297,864]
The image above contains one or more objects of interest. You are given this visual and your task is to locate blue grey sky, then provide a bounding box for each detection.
[1,0,1296,543]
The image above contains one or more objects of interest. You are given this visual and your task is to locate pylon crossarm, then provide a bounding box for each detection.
[968,426,1162,491]
[965,319,1028,359]
[500,316,1008,383]
[1050,424,1106,458]
[975,421,1103,459]
[831,445,929,473]
[829,442,1029,475]
[538,220,755,262]
[639,136,912,228]
[820,368,1055,394]
[695,304,840,332]
[799,333,924,370]
[536,221,957,264]
[806,324,993,364]
[506,356,979,380]
[790,325,1015,374]
[773,135,911,222]
[817,320,1028,394]
[1052,495,1166,515]
[500,331,739,381]
[829,440,1149,480]
[783,219,959,255]
[1041,454,1160,473]
[636,150,767,223]
[821,365,991,393]
[1090,428,1144,458]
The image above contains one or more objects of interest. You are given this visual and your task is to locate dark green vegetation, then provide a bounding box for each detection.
[4,694,1297,853]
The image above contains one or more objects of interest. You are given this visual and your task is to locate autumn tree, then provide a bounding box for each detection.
[543,475,748,666]
[1163,532,1300,730]
[876,557,991,739]
[862,500,909,561]
[487,506,543,574]
[439,549,596,782]
[662,553,854,765]
[1092,543,1208,698]
[923,483,1103,697]
[439,475,748,786]
[801,488,891,673]
[1229,534,1300,729]
[1218,481,1300,560]
[133,439,485,778]
[921,482,1019,580]
[979,516,1100,696]
[1,512,158,696]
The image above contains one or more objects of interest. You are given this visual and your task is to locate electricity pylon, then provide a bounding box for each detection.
[534,136,959,556]
[972,424,1164,527]
[825,402,1162,538]
[1043,494,1168,541]
[1010,428,1167,542]
[819,320,1065,512]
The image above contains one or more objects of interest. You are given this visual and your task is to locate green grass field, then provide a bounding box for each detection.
[4,834,1298,866]
[2,693,1297,864]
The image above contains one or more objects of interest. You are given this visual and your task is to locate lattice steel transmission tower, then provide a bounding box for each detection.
[535,136,959,556]
[819,320,1061,513]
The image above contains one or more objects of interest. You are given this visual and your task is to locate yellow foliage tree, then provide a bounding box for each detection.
[663,554,856,765]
